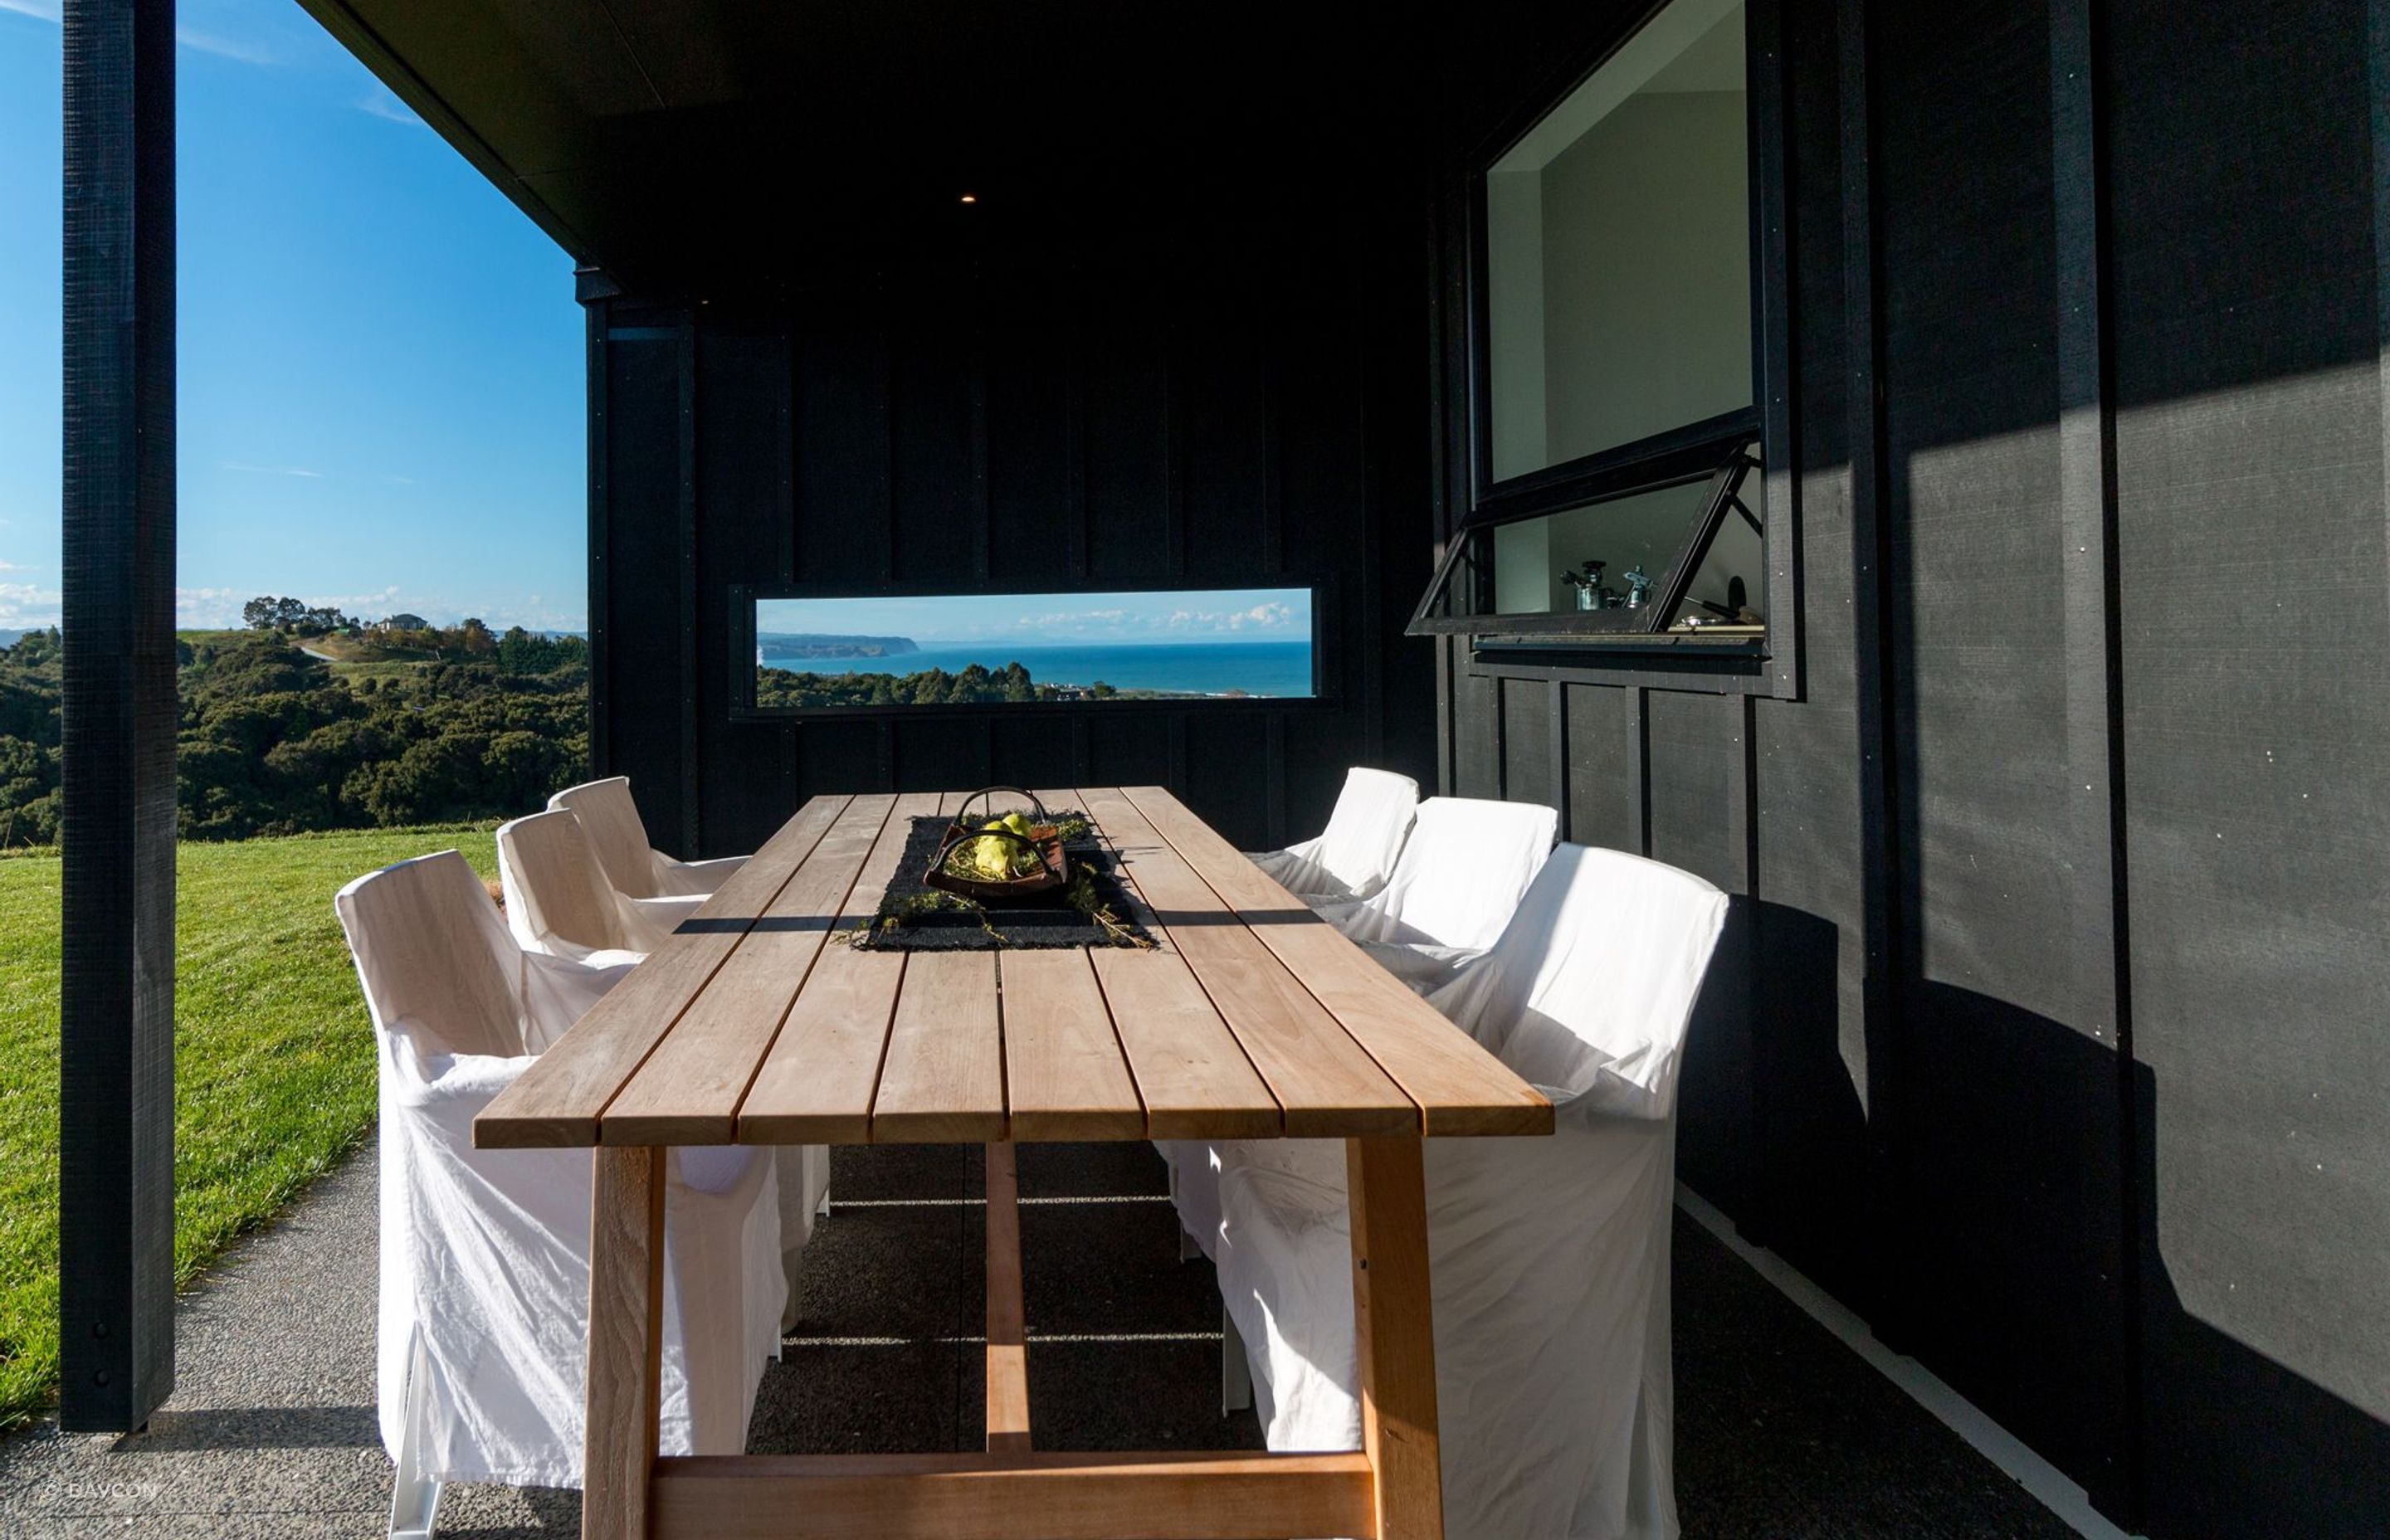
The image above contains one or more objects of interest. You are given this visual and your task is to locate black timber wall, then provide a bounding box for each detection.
[1432,0,2390,1534]
[584,129,1438,875]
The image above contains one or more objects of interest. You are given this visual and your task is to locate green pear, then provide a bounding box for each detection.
[968,833,1013,880]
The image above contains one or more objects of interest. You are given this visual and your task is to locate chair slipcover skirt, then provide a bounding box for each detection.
[339,852,787,1489]
[1214,844,1728,1540]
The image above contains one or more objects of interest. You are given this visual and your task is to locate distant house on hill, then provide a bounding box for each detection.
[374,613,428,633]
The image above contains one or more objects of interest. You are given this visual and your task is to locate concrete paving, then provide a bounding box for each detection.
[0,1138,2080,1538]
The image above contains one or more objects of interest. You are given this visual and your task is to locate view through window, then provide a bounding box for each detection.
[749,588,1318,709]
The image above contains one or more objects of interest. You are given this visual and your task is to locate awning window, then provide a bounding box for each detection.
[1411,431,1762,641]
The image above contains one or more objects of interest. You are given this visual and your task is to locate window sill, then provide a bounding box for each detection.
[1456,631,1790,697]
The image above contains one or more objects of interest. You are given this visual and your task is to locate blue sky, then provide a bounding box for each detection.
[0,0,583,634]
[757,590,1313,647]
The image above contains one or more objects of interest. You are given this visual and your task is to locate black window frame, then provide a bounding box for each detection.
[1411,418,1762,639]
[1420,0,1797,696]
[728,578,1337,721]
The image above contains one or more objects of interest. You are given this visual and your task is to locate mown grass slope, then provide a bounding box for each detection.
[0,825,499,1430]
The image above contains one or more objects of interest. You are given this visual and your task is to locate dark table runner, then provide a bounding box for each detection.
[847,813,1155,951]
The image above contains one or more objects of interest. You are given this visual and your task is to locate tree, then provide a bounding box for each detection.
[241,595,354,635]
[242,595,310,631]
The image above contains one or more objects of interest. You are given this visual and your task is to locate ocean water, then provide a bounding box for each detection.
[761,641,1314,698]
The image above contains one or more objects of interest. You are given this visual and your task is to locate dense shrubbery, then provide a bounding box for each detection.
[755,660,1127,708]
[0,624,589,846]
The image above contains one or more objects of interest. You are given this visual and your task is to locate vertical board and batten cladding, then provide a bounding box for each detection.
[588,163,1436,875]
[1745,0,1873,1316]
[1874,0,2134,1503]
[1435,0,2390,1533]
[2105,0,2390,1532]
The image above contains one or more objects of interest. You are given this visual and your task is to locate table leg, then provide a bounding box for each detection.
[1347,1136,1442,1540]
[984,1142,1032,1455]
[585,1145,666,1540]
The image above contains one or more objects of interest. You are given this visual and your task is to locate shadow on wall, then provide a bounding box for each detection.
[2132,1059,2390,1540]
[1678,929,2390,1537]
[1677,899,1875,1316]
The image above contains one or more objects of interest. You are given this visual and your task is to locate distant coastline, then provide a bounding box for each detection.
[756,631,920,660]
[757,639,1313,705]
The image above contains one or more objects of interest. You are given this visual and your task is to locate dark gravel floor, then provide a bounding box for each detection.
[0,1138,2085,1538]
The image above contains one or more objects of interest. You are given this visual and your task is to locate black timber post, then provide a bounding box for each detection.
[59,0,178,1431]
[578,265,622,782]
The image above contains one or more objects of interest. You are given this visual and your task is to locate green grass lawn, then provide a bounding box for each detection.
[0,825,500,1431]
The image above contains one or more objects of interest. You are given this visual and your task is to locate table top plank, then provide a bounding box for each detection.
[1027,784,1280,1143]
[475,794,852,1148]
[1051,788,1281,1143]
[872,948,1008,1143]
[598,793,899,1146]
[1119,785,1555,1139]
[478,785,1548,1152]
[999,948,1146,1143]
[1078,787,1417,1138]
[1085,946,1282,1141]
[735,792,939,1144]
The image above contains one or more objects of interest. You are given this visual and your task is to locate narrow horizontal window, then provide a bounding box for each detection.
[741,588,1318,712]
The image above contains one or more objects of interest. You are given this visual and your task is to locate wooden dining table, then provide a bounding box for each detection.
[476,785,1553,1540]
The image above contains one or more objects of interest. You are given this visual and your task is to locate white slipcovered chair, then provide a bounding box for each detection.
[1164,794,1557,1264]
[496,807,833,1328]
[1316,795,1558,990]
[1243,767,1420,904]
[1211,843,1729,1540]
[495,807,705,966]
[334,850,786,1539]
[549,775,746,899]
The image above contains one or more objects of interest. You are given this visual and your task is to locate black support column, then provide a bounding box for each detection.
[59,0,178,1432]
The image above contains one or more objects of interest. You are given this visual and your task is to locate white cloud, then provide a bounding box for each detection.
[175,587,243,627]
[985,599,1302,641]
[0,560,20,573]
[1015,607,1127,630]
[304,586,404,612]
[1161,602,1295,633]
[174,26,278,65]
[221,462,324,479]
[0,7,276,64]
[0,581,584,636]
[0,582,63,629]
[356,89,425,127]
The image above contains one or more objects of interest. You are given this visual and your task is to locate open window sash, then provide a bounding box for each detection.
[1408,426,1762,641]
